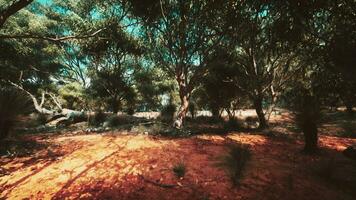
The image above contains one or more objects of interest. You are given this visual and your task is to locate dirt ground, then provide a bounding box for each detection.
[1,112,356,200]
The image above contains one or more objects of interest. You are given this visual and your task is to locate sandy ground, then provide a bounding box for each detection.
[1,111,355,200]
[1,131,355,200]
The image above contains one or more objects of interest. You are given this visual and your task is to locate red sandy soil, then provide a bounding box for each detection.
[1,131,355,200]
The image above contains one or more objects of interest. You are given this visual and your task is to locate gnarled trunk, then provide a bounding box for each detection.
[253,97,268,129]
[173,74,191,128]
[174,95,189,128]
[302,120,318,153]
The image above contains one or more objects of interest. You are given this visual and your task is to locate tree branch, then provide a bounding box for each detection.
[0,28,106,42]
[0,0,33,28]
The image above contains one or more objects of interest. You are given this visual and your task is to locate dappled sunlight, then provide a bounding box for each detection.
[319,136,356,151]
[1,131,356,199]
[0,135,169,199]
[228,134,268,146]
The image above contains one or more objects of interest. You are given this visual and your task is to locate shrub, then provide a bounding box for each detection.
[35,113,48,125]
[131,123,167,135]
[0,87,32,140]
[89,111,106,127]
[173,162,186,178]
[245,116,259,128]
[160,104,176,122]
[189,103,197,119]
[224,117,243,131]
[0,138,47,157]
[340,122,356,138]
[68,112,87,123]
[195,116,222,124]
[127,107,135,115]
[217,142,251,186]
[104,115,133,127]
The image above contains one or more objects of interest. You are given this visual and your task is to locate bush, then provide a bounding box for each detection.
[68,112,87,123]
[245,116,259,128]
[195,116,222,124]
[224,117,243,131]
[0,87,32,140]
[160,104,176,122]
[217,142,251,186]
[131,123,167,135]
[89,111,106,127]
[35,113,48,125]
[104,115,133,127]
[127,107,135,115]
[189,103,197,119]
[173,162,186,178]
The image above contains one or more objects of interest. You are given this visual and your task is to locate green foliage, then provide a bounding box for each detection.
[0,138,47,157]
[245,116,259,128]
[217,142,251,186]
[188,102,197,119]
[131,123,166,135]
[104,115,133,128]
[33,113,48,126]
[58,82,85,110]
[284,84,321,153]
[126,107,135,116]
[68,112,87,124]
[0,87,32,140]
[89,111,107,127]
[173,162,186,178]
[134,67,174,111]
[339,122,356,138]
[160,104,176,122]
[224,117,243,131]
[87,66,137,113]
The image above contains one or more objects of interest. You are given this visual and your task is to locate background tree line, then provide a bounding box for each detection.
[0,0,355,149]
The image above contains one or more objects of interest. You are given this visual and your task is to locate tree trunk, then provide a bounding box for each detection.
[174,94,189,128]
[253,97,268,129]
[0,120,11,140]
[302,121,318,154]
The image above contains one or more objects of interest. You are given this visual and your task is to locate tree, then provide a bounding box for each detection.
[222,1,305,128]
[0,0,33,28]
[129,0,228,127]
[0,2,65,114]
[134,67,174,111]
[199,47,248,119]
[83,19,142,113]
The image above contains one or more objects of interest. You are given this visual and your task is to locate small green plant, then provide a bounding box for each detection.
[217,142,251,186]
[173,162,186,178]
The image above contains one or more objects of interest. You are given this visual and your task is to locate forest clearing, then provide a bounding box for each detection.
[1,0,355,199]
[1,111,355,200]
